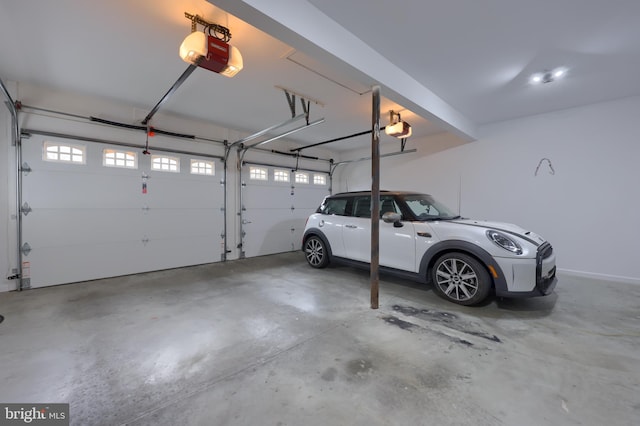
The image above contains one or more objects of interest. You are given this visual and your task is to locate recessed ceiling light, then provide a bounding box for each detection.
[529,67,568,85]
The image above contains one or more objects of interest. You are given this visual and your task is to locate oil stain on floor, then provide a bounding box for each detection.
[381,304,503,346]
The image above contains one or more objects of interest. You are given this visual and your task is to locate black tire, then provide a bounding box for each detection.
[431,252,491,306]
[304,236,330,268]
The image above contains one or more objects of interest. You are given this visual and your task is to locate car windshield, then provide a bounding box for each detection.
[403,194,459,220]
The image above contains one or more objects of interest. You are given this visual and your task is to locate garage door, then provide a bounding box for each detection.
[20,134,224,288]
[241,164,329,258]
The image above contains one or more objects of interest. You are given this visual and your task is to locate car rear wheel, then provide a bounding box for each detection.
[304,236,330,268]
[431,253,491,305]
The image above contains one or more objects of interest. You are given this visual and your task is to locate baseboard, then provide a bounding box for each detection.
[557,268,640,285]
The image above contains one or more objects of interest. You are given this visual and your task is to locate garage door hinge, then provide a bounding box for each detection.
[141,237,149,246]
[21,242,31,256]
[21,203,32,216]
[220,207,225,212]
[290,205,295,211]
[21,162,32,175]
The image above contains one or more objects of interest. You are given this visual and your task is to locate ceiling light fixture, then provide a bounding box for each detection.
[384,110,412,138]
[179,13,243,78]
[529,67,568,85]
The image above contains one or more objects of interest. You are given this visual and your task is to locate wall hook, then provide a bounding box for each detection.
[535,158,555,176]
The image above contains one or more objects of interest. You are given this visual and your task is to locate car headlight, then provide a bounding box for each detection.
[486,230,523,255]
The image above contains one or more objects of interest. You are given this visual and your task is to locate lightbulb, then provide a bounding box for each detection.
[553,67,567,78]
[530,74,543,84]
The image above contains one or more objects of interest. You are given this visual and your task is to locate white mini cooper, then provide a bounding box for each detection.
[302,191,557,305]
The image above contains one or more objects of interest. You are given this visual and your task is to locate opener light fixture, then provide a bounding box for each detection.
[384,110,412,138]
[179,14,243,77]
[529,67,568,85]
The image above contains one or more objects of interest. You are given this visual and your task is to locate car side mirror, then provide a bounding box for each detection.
[382,212,403,227]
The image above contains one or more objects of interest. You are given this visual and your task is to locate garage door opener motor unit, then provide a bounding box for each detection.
[179,13,243,78]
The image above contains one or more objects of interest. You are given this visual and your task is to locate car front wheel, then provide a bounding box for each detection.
[431,253,491,305]
[304,236,330,268]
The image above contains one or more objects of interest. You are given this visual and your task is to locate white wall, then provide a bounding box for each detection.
[0,82,335,291]
[335,96,640,283]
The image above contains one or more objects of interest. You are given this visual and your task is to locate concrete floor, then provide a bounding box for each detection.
[0,252,639,426]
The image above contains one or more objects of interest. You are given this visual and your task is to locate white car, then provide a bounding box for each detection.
[302,191,557,306]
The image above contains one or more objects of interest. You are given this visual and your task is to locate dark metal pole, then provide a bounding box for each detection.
[141,64,198,125]
[371,86,381,309]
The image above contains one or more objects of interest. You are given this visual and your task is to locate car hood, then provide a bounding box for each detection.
[448,219,547,245]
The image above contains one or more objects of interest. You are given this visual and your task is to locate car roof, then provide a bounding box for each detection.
[329,190,426,198]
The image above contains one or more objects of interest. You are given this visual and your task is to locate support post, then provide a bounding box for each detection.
[371,85,381,309]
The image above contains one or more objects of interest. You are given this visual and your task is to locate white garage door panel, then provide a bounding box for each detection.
[242,166,330,256]
[241,174,293,257]
[242,209,294,257]
[24,173,139,207]
[140,235,219,269]
[21,135,223,288]
[24,209,143,246]
[243,184,292,208]
[294,185,328,208]
[27,242,145,286]
[143,209,220,237]
[291,186,328,250]
[143,175,221,208]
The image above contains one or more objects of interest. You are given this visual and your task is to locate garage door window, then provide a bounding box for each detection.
[191,160,215,175]
[43,142,85,164]
[249,166,268,181]
[103,149,137,169]
[313,174,327,185]
[294,172,309,184]
[151,155,180,173]
[273,169,290,182]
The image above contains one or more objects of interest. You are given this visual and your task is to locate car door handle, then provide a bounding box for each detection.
[417,232,432,238]
[345,224,357,229]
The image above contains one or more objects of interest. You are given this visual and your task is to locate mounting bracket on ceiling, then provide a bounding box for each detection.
[184,12,231,42]
[275,86,324,124]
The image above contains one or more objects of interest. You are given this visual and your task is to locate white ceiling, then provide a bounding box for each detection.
[1,0,639,153]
